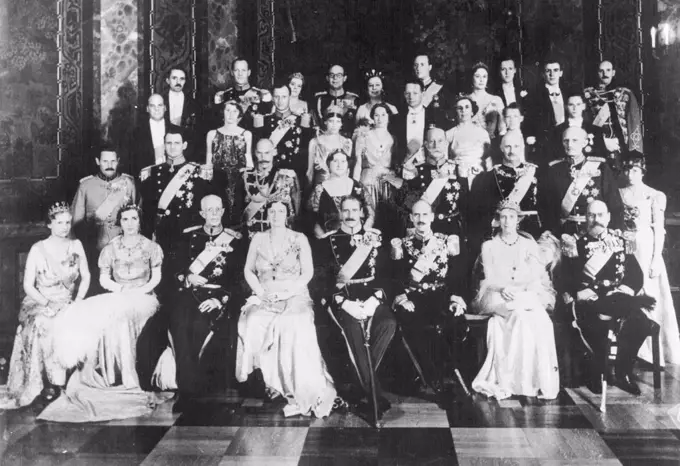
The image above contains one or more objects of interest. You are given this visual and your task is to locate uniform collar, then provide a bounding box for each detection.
[235,83,251,92]
[166,156,186,168]
[340,224,363,235]
[328,88,345,97]
[414,230,433,242]
[567,154,586,167]
[275,109,293,119]
[203,225,224,237]
[97,172,119,182]
[427,155,449,170]
[421,77,433,87]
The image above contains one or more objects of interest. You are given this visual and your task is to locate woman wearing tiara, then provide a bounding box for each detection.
[288,72,309,116]
[619,154,680,365]
[471,200,559,400]
[468,62,505,138]
[0,202,90,409]
[355,70,398,124]
[38,203,167,422]
[307,106,355,187]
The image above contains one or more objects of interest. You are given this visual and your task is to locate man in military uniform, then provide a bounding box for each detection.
[471,130,541,248]
[237,138,301,238]
[211,58,272,131]
[391,200,468,402]
[312,64,359,136]
[413,54,454,123]
[564,200,658,394]
[139,128,213,290]
[71,148,136,290]
[538,127,623,236]
[323,195,396,420]
[253,83,312,185]
[550,92,606,163]
[168,195,246,412]
[583,60,643,173]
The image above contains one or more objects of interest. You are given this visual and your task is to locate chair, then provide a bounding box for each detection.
[464,313,491,369]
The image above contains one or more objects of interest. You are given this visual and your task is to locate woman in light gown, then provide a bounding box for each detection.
[619,155,680,365]
[471,200,559,400]
[447,94,491,184]
[288,72,309,116]
[354,103,401,232]
[310,149,374,238]
[468,62,505,138]
[0,203,90,409]
[206,100,253,226]
[307,107,354,187]
[38,204,167,422]
[236,201,344,417]
[354,70,398,124]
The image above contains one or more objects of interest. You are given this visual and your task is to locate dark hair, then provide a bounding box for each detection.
[498,56,517,68]
[264,200,292,218]
[340,194,370,220]
[404,80,424,92]
[231,57,249,70]
[622,151,646,174]
[413,53,431,64]
[565,91,585,103]
[98,146,118,158]
[454,94,479,116]
[325,148,354,170]
[46,201,71,222]
[369,102,393,120]
[327,64,345,74]
[273,80,291,95]
[167,67,187,78]
[502,102,524,117]
[543,57,562,70]
[323,109,344,124]
[221,99,245,119]
[164,125,185,142]
[470,62,491,91]
[115,203,143,228]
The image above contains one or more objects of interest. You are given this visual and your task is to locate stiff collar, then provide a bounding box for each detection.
[234,83,251,92]
[166,156,186,168]
[340,224,363,235]
[97,172,119,182]
[274,109,293,119]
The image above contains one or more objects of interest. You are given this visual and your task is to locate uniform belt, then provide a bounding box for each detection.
[436,212,460,221]
[561,214,586,224]
[346,276,375,285]
[521,210,538,216]
[413,281,445,291]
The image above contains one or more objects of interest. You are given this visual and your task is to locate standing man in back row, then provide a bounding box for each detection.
[413,54,454,124]
[312,64,360,136]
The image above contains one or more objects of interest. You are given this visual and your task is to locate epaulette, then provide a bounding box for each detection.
[314,91,328,97]
[139,165,154,181]
[548,159,564,167]
[79,175,94,183]
[525,162,538,168]
[183,225,202,233]
[365,227,382,236]
[345,91,359,98]
[224,227,243,239]
[434,232,447,241]
[322,229,338,239]
[277,168,296,179]
[587,156,606,163]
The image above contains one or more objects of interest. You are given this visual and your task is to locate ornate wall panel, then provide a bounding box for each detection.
[150,0,196,96]
[207,0,238,92]
[256,0,275,89]
[599,0,642,94]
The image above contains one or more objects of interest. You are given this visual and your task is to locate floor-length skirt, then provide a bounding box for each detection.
[633,228,680,366]
[38,290,170,422]
[472,297,559,400]
[236,294,337,417]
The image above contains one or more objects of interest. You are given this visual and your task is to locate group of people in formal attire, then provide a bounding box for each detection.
[0,52,678,424]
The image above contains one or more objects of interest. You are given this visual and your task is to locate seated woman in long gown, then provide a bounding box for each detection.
[619,154,680,365]
[468,62,505,138]
[307,107,354,187]
[236,201,342,417]
[38,204,166,422]
[471,200,559,400]
[310,149,375,238]
[0,202,90,409]
[447,94,491,184]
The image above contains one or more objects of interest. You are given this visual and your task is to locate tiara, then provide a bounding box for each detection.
[364,69,384,81]
[496,198,522,213]
[120,203,143,215]
[48,201,70,218]
[289,72,304,82]
[622,155,646,171]
[324,104,344,117]
[472,61,489,72]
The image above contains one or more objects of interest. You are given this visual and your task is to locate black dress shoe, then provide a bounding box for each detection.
[614,374,641,396]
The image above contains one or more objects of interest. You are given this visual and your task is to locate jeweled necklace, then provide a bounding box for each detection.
[499,233,519,246]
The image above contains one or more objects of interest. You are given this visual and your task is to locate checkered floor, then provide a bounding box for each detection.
[1,365,679,465]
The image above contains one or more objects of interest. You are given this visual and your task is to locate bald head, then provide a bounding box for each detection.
[598,60,616,87]
[200,194,224,227]
[586,200,610,235]
[147,93,166,121]
[425,127,447,160]
[410,199,434,236]
[255,138,275,170]
[562,126,588,158]
[501,130,525,167]
[201,194,223,211]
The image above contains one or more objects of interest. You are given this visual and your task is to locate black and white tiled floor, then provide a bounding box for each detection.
[1,365,680,465]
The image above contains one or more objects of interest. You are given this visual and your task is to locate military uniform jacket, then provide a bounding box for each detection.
[421,80,455,123]
[566,228,642,299]
[402,160,467,237]
[255,113,312,183]
[139,161,213,248]
[211,85,273,131]
[471,163,541,239]
[312,90,359,135]
[538,156,623,235]
[173,225,245,306]
[71,173,136,252]
[583,86,643,153]
[325,228,386,303]
[392,231,459,301]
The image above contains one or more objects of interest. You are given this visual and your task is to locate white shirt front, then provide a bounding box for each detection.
[406,106,426,150]
[168,92,185,126]
[502,84,516,105]
[567,118,583,128]
[546,84,565,125]
[149,119,166,149]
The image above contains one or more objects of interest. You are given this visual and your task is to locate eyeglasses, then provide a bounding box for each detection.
[203,207,224,215]
[328,73,344,79]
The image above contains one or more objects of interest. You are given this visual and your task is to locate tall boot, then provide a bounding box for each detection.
[613,314,656,395]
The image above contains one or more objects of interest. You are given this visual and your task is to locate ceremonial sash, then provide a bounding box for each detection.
[560,160,602,218]
[410,236,439,284]
[244,196,268,223]
[94,185,128,222]
[188,231,235,275]
[158,164,194,211]
[336,242,374,289]
[422,82,442,108]
[269,124,292,147]
[583,246,615,280]
[592,102,611,128]
[420,177,449,205]
[505,165,536,205]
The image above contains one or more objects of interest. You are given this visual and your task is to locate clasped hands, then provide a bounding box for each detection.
[342,296,380,321]
[198,297,224,313]
[400,295,466,316]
